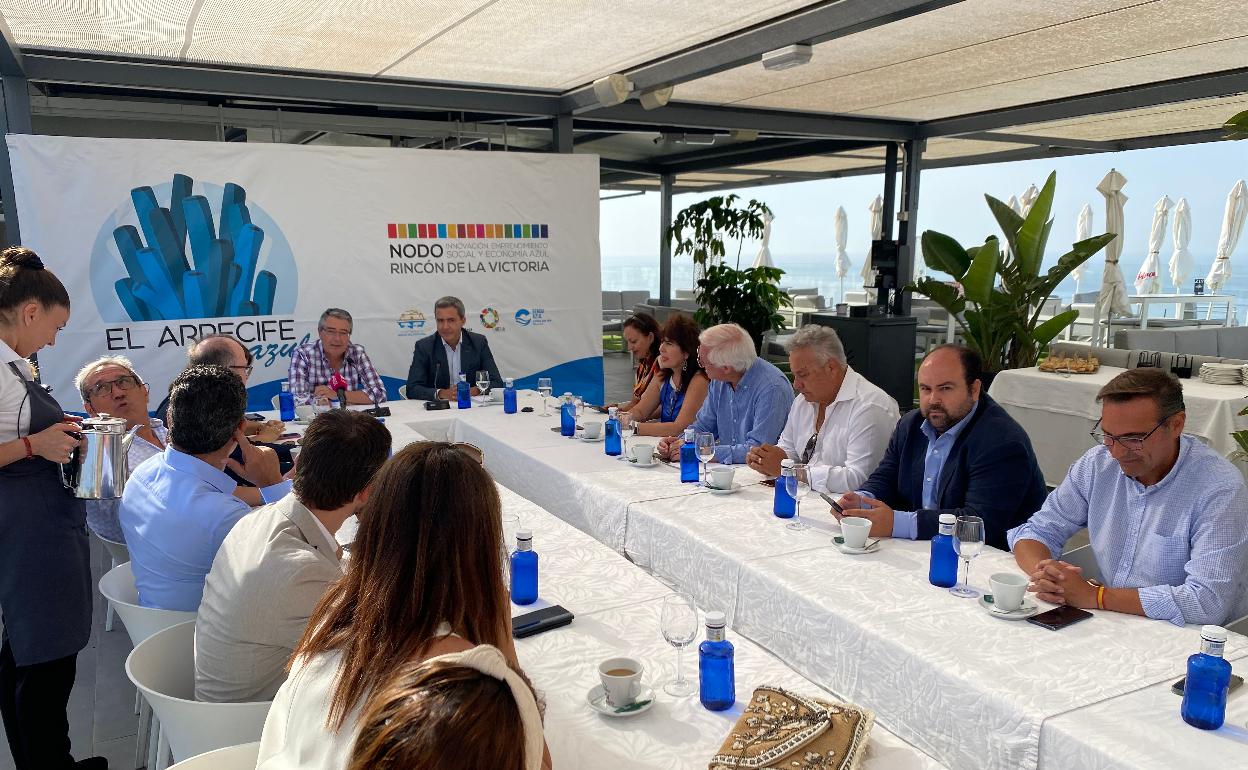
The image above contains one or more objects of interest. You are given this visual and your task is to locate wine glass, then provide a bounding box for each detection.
[537,377,553,416]
[696,432,715,481]
[784,463,812,531]
[618,412,635,460]
[660,593,699,697]
[475,370,490,397]
[500,513,520,588]
[313,395,332,415]
[951,515,985,598]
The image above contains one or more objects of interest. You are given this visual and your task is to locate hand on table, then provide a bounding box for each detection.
[313,385,337,400]
[835,493,894,538]
[1027,559,1094,607]
[656,435,681,461]
[436,387,455,401]
[253,420,284,443]
[745,444,786,476]
[29,421,82,463]
[225,429,283,488]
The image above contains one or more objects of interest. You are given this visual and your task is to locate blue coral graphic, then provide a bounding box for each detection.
[112,174,276,320]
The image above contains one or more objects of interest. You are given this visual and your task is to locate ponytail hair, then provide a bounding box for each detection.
[0,247,70,316]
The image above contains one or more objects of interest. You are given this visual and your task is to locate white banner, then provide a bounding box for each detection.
[7,135,603,412]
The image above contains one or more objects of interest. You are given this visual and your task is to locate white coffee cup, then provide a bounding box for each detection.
[631,442,657,464]
[582,420,603,439]
[294,404,314,420]
[989,572,1029,612]
[708,466,735,489]
[840,516,873,549]
[598,657,644,708]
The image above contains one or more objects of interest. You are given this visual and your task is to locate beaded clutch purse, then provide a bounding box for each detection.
[709,686,874,770]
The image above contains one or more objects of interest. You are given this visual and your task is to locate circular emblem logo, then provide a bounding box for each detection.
[514,308,532,326]
[479,307,500,329]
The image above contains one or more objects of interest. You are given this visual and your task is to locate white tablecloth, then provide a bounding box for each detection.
[989,366,1248,485]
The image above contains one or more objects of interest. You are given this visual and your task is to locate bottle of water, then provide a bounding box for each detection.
[510,530,538,605]
[604,406,622,456]
[456,373,471,409]
[560,393,577,437]
[1182,625,1232,730]
[928,513,959,588]
[680,427,699,483]
[278,381,295,422]
[773,459,796,518]
[698,611,735,711]
[503,377,517,414]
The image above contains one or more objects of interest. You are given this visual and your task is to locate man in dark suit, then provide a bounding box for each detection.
[405,295,503,401]
[833,345,1045,550]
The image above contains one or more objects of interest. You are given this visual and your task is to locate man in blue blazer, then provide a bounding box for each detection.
[405,296,503,401]
[834,345,1046,550]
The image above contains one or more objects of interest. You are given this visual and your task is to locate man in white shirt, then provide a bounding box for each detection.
[747,325,898,492]
[195,409,391,702]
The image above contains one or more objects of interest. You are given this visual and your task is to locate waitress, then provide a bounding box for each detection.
[0,247,104,770]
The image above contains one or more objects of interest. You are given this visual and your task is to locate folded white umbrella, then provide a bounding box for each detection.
[1071,204,1093,296]
[1168,197,1194,293]
[1007,195,1022,216]
[752,211,775,269]
[834,206,851,302]
[1206,180,1247,294]
[860,195,883,290]
[1096,169,1132,319]
[1134,195,1171,295]
[1019,184,1040,216]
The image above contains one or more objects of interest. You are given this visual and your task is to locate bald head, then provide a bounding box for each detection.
[188,334,253,384]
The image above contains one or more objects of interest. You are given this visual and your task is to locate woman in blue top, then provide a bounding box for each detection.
[630,315,709,438]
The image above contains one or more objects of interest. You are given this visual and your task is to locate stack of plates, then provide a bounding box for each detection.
[1198,362,1246,385]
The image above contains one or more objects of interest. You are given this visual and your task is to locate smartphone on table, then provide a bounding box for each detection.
[818,492,845,515]
[1026,605,1093,631]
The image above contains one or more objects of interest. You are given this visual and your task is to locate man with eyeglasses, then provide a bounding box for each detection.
[1009,368,1248,626]
[155,333,280,442]
[289,308,387,406]
[75,356,167,543]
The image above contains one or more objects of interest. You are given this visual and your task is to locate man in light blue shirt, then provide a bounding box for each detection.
[1010,368,1248,626]
[658,323,792,464]
[121,364,291,611]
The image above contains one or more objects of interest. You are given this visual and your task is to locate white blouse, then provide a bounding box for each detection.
[0,339,33,442]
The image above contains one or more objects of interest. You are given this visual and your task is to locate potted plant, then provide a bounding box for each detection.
[911,171,1116,376]
[669,195,790,352]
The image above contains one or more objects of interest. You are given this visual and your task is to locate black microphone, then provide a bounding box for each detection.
[432,361,442,400]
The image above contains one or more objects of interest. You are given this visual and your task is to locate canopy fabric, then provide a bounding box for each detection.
[861,195,883,288]
[1096,169,1132,318]
[1019,184,1040,216]
[1071,203,1093,293]
[1205,179,1247,294]
[1134,195,1171,295]
[752,211,775,269]
[1168,197,1194,293]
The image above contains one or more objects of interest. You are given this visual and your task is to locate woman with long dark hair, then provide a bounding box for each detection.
[256,442,549,769]
[612,313,661,416]
[631,314,709,437]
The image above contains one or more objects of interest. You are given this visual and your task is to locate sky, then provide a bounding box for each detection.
[599,139,1248,278]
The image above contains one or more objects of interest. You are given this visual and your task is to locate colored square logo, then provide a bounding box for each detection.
[387,223,397,238]
[437,223,447,239]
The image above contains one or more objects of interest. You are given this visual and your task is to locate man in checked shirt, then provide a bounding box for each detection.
[1010,367,1248,626]
[288,308,388,406]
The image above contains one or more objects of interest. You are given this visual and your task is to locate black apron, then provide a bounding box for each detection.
[0,361,91,665]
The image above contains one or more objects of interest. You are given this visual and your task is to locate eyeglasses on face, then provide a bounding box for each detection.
[229,364,255,375]
[1090,415,1173,452]
[87,375,140,399]
[320,327,352,338]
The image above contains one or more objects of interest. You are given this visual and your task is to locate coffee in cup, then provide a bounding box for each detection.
[582,420,603,439]
[989,572,1029,612]
[598,657,644,707]
[708,466,735,489]
[840,517,872,549]
[631,442,657,464]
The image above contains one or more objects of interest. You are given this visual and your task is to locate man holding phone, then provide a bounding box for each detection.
[1009,368,1248,627]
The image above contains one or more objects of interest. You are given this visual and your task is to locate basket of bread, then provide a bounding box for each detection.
[1038,354,1100,374]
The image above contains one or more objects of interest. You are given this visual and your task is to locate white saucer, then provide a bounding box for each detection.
[580,433,605,443]
[978,594,1040,620]
[586,684,655,717]
[627,457,661,468]
[832,537,880,555]
[703,481,743,495]
[292,417,312,425]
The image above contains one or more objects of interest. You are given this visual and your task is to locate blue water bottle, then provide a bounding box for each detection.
[560,393,577,437]
[699,611,735,711]
[604,407,622,456]
[456,373,471,409]
[929,513,959,588]
[1182,625,1232,730]
[503,377,517,414]
[773,459,796,518]
[679,427,699,483]
[510,530,538,605]
[278,382,295,422]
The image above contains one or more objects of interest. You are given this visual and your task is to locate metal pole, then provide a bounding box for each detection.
[552,114,573,153]
[881,142,898,240]
[895,139,925,316]
[659,173,674,305]
[0,73,32,247]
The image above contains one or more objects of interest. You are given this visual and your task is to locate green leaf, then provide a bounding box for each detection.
[985,195,1024,257]
[1031,309,1079,347]
[961,237,999,304]
[1225,110,1248,140]
[1016,172,1056,279]
[921,230,971,279]
[909,278,966,315]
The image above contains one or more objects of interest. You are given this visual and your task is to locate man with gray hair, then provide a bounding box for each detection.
[288,308,387,405]
[746,325,898,492]
[657,322,792,464]
[405,295,503,401]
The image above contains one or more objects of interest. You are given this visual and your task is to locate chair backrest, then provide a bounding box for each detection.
[99,562,196,647]
[620,290,651,309]
[1060,543,1103,584]
[601,290,623,313]
[167,742,260,770]
[126,621,271,764]
[270,394,280,411]
[94,532,130,566]
[397,384,409,400]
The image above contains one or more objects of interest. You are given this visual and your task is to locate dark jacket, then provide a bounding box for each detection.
[861,393,1046,550]
[405,329,503,401]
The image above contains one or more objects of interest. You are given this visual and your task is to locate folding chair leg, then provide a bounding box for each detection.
[155,728,170,770]
[105,603,115,632]
[134,700,150,769]
[147,718,161,770]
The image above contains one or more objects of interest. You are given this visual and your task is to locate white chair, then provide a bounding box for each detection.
[92,533,130,632]
[269,395,280,411]
[1060,543,1103,584]
[397,384,409,400]
[126,621,272,768]
[166,742,259,770]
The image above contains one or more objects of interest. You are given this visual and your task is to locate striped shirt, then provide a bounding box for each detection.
[287,340,387,405]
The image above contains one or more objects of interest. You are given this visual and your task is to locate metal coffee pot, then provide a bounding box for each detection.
[61,413,142,499]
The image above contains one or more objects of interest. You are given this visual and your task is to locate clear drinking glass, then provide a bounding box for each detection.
[660,593,699,697]
[619,412,635,459]
[696,432,715,480]
[500,513,520,589]
[475,370,490,396]
[313,395,332,415]
[537,377,553,416]
[785,463,812,531]
[951,515,985,598]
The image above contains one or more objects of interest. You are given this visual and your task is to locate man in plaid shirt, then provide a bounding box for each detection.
[288,308,388,405]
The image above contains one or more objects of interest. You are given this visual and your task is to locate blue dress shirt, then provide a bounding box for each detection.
[688,358,793,464]
[1008,435,1248,626]
[866,400,980,540]
[120,447,292,611]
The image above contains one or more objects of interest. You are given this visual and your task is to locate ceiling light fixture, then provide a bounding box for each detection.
[592,74,634,107]
[638,85,674,111]
[761,44,812,71]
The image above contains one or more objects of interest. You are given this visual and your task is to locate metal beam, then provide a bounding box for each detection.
[656,138,881,175]
[552,114,573,153]
[561,0,963,113]
[0,12,24,78]
[0,71,31,246]
[583,102,915,141]
[598,157,662,175]
[896,139,924,315]
[660,174,674,304]
[964,131,1120,152]
[23,52,561,117]
[920,67,1248,138]
[881,143,898,240]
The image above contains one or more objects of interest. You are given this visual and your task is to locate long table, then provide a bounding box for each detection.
[281,395,1248,769]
